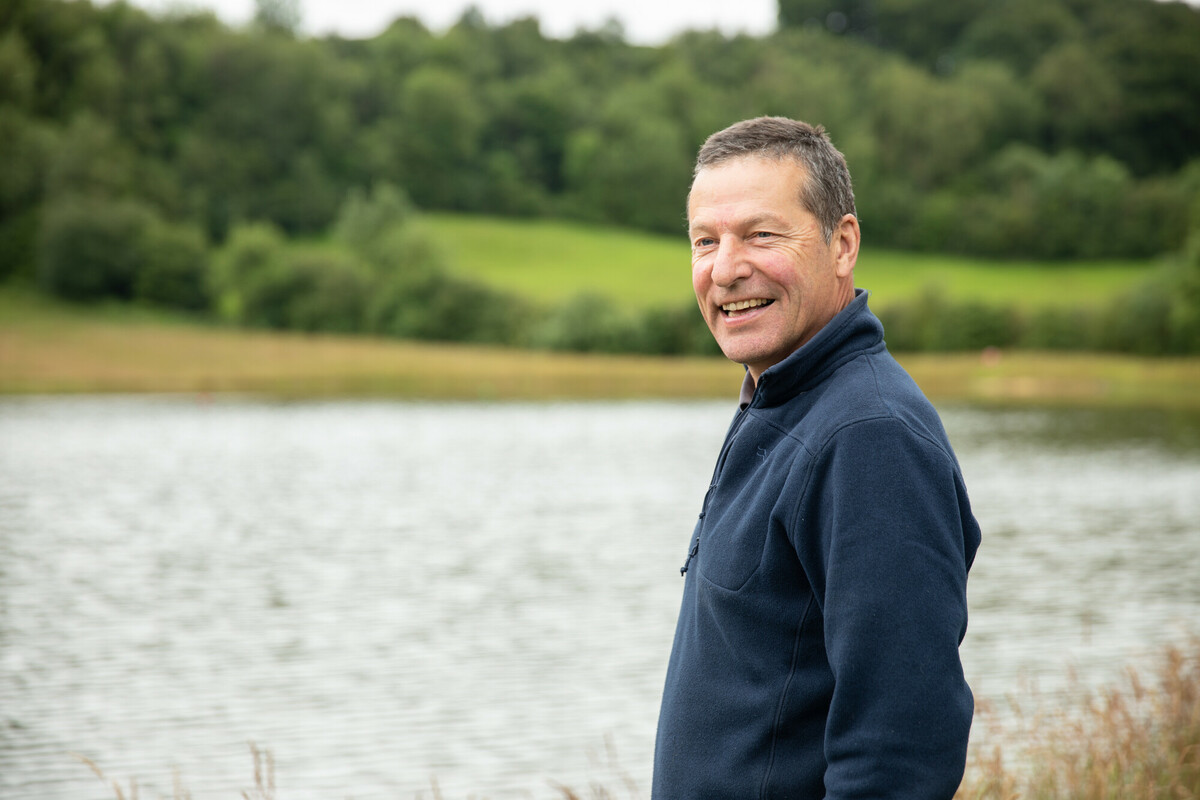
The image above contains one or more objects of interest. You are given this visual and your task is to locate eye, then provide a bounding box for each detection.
[693,236,716,248]
[752,231,775,240]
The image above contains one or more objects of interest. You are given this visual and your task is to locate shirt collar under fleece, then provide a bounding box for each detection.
[738,289,882,410]
[738,369,755,410]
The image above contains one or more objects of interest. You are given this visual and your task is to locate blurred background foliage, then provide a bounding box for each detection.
[1,0,1199,354]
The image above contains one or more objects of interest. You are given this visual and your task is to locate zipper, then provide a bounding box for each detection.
[680,403,752,576]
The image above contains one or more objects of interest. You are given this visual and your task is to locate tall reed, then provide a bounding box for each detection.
[958,637,1200,799]
[72,639,1198,799]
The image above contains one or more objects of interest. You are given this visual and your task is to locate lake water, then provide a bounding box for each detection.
[1,397,1198,799]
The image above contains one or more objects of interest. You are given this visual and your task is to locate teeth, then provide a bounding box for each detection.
[722,299,770,312]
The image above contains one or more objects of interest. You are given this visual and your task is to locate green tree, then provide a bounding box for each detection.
[0,50,57,279]
[179,34,353,236]
[0,30,37,111]
[43,112,181,212]
[926,145,1173,258]
[5,0,1200,278]
[866,61,990,189]
[389,65,486,209]
[564,96,692,233]
[484,64,580,198]
[955,0,1082,75]
[777,0,986,67]
[1030,41,1121,151]
[1084,0,1200,175]
[254,0,301,35]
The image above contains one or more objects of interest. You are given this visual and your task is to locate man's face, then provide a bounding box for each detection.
[688,156,857,382]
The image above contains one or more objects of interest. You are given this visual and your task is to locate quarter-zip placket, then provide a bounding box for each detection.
[680,402,753,576]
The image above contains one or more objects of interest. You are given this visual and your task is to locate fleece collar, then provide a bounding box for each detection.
[748,289,884,409]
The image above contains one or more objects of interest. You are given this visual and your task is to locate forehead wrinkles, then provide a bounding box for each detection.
[688,159,808,232]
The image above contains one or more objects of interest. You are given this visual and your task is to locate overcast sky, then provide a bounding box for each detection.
[124,0,1200,45]
[133,0,778,44]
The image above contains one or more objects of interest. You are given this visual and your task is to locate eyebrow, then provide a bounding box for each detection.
[742,212,790,230]
[689,211,791,237]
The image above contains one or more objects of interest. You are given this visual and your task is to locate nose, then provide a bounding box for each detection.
[710,235,752,287]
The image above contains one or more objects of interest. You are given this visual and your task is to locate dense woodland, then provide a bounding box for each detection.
[2,0,1199,353]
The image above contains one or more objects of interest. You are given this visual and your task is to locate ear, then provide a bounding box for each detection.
[831,214,860,279]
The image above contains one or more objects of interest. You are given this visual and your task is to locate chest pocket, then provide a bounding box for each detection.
[695,454,780,592]
[697,511,769,591]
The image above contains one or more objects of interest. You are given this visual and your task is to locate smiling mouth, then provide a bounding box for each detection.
[721,298,773,318]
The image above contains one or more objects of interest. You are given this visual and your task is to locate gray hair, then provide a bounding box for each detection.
[693,116,856,243]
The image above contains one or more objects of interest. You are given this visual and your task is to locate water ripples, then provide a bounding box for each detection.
[1,398,1197,798]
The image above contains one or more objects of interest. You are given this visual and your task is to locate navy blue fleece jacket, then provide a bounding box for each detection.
[653,291,981,799]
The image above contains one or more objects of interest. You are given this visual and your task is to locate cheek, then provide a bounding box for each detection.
[691,264,710,299]
[760,255,811,295]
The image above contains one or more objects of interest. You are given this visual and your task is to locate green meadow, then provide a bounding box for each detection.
[425,213,693,308]
[426,213,1157,311]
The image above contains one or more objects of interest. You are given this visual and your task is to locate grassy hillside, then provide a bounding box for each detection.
[426,214,1157,311]
[426,213,691,308]
[4,285,1198,408]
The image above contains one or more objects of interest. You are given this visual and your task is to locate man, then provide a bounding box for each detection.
[653,117,981,798]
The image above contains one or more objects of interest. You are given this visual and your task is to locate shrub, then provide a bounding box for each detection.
[531,293,642,353]
[1167,223,1200,353]
[357,218,533,343]
[1098,280,1176,356]
[631,303,721,356]
[876,288,948,351]
[283,253,371,334]
[332,183,415,255]
[1019,307,1100,351]
[930,300,1020,351]
[356,221,449,284]
[366,271,531,345]
[37,195,154,301]
[1097,232,1200,356]
[0,208,39,283]
[240,248,371,333]
[878,289,1019,352]
[134,218,210,310]
[208,222,288,322]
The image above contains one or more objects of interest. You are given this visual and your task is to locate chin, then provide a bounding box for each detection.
[718,344,766,367]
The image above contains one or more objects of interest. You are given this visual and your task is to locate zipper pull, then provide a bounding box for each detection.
[680,536,700,576]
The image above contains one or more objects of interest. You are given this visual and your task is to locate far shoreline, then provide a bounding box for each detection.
[3,297,1199,410]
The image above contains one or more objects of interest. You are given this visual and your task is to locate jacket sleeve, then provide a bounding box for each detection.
[796,416,977,799]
